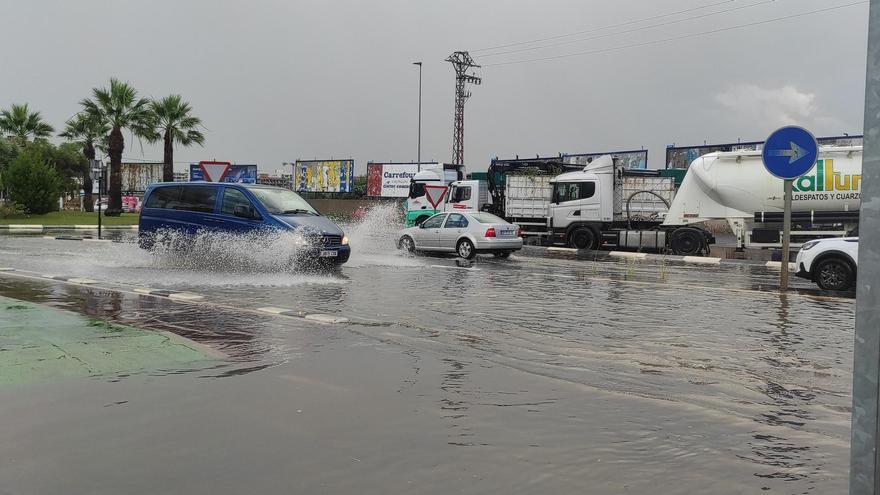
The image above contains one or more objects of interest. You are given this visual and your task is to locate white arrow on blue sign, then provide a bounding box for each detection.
[761,126,819,179]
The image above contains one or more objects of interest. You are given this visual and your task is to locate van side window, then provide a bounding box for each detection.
[221,188,256,216]
[145,186,181,209]
[177,186,218,213]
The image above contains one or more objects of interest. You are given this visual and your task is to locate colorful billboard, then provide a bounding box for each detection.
[190,162,258,183]
[563,150,648,170]
[121,162,163,193]
[294,160,354,193]
[666,135,863,169]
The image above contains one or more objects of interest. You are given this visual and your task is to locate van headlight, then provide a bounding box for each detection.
[801,240,820,251]
[342,235,349,246]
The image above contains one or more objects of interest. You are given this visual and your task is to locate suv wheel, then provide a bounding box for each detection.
[815,257,855,291]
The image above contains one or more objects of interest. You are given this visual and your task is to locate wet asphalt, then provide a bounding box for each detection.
[0,215,855,495]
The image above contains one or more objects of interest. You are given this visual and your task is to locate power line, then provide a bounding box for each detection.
[484,1,867,67]
[477,0,776,59]
[472,0,737,53]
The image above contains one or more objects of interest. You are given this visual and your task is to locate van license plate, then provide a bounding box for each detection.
[319,250,338,258]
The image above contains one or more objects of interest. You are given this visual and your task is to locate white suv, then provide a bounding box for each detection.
[795,237,859,291]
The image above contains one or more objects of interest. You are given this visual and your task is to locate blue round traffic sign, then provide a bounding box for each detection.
[761,126,819,180]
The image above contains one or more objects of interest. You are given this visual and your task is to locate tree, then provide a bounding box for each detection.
[0,103,54,143]
[80,79,154,216]
[149,95,205,182]
[4,147,63,214]
[59,113,109,212]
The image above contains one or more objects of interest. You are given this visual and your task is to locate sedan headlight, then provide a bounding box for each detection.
[801,240,820,251]
[341,235,349,246]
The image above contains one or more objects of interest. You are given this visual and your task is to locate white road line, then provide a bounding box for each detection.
[304,314,350,324]
[0,268,14,272]
[67,278,97,285]
[430,265,481,271]
[8,225,42,229]
[83,238,112,243]
[168,292,204,301]
[134,288,157,295]
[609,251,648,259]
[42,236,57,240]
[257,306,294,315]
[547,247,578,252]
[682,256,722,265]
[73,225,97,229]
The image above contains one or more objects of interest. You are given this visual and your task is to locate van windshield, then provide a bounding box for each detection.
[248,188,318,215]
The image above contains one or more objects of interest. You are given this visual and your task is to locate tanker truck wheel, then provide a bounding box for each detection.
[670,228,706,256]
[569,227,598,250]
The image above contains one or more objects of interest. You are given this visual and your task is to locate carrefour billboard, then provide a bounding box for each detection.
[294,159,354,193]
[366,162,454,197]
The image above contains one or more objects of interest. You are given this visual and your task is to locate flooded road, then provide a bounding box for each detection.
[0,211,855,494]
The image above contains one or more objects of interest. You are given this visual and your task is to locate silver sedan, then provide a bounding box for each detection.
[398,211,523,259]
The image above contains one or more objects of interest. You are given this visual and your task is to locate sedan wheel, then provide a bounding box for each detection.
[457,239,476,260]
[815,258,854,291]
[399,236,415,253]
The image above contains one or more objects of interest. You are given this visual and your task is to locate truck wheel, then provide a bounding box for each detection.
[398,236,415,253]
[569,227,598,250]
[671,228,705,256]
[815,257,855,291]
[456,239,476,260]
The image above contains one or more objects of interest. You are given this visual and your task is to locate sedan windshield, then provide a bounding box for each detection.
[249,188,318,215]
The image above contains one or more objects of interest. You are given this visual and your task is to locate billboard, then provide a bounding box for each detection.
[366,162,456,197]
[121,162,163,193]
[294,160,354,193]
[563,149,648,170]
[666,135,863,169]
[189,162,258,183]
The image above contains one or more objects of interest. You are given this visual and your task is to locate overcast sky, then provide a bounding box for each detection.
[0,0,869,173]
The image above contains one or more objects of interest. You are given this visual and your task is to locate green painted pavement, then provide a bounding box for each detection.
[0,296,215,386]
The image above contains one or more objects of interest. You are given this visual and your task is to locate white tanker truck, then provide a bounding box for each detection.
[405,146,862,255]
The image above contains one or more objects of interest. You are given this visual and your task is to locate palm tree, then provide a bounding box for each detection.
[59,113,109,212]
[149,95,205,182]
[80,79,154,216]
[0,103,54,143]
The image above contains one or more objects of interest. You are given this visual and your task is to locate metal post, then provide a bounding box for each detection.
[780,179,792,290]
[851,0,880,492]
[97,167,103,240]
[414,62,422,167]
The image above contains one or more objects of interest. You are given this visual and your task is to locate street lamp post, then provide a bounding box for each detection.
[413,62,422,167]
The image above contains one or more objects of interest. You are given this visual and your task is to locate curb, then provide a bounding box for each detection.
[0,225,138,231]
[522,245,794,270]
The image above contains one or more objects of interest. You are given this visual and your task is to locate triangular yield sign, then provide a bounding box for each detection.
[424,184,448,209]
[200,162,231,182]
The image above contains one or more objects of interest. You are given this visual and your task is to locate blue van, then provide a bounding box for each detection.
[139,183,350,264]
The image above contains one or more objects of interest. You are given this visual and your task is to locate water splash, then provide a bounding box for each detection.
[342,202,424,267]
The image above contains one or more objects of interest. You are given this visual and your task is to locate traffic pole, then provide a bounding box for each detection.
[97,168,103,240]
[780,179,792,290]
[850,0,880,492]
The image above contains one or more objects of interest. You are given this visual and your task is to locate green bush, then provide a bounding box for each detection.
[4,149,62,214]
[0,201,26,218]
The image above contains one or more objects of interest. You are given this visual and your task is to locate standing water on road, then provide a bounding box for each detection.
[0,206,856,494]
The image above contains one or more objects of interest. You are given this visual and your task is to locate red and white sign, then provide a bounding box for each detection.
[424,185,448,209]
[199,161,232,182]
[453,203,467,209]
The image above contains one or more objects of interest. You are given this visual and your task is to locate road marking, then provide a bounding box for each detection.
[258,306,295,315]
[73,225,97,230]
[682,256,722,265]
[7,225,42,229]
[67,278,97,285]
[547,247,578,252]
[0,268,14,272]
[609,251,648,259]
[168,292,204,301]
[83,238,112,243]
[430,265,481,271]
[304,314,350,324]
